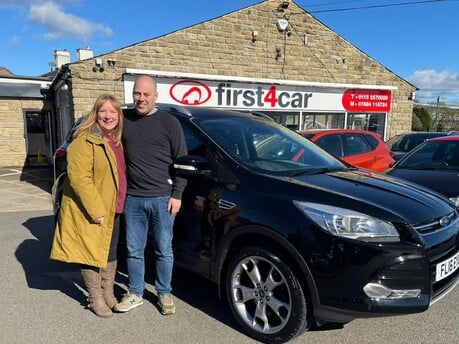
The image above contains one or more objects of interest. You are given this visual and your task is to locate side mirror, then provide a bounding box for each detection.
[173,155,211,177]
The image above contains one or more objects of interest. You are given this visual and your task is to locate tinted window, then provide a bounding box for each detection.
[315,134,343,157]
[388,133,446,152]
[195,116,343,175]
[363,134,379,149]
[396,141,459,169]
[181,125,203,153]
[387,135,403,151]
[344,134,373,155]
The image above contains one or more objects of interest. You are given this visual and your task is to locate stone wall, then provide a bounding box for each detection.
[65,0,414,140]
[0,98,51,167]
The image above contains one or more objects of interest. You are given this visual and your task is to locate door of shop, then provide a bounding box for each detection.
[24,109,52,166]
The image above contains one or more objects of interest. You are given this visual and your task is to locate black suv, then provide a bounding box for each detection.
[53,105,459,344]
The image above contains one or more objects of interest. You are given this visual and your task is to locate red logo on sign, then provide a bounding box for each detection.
[169,80,211,106]
[342,89,392,112]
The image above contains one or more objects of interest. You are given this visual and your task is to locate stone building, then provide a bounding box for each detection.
[1,0,417,167]
[0,73,53,167]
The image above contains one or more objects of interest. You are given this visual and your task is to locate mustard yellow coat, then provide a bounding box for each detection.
[50,128,120,268]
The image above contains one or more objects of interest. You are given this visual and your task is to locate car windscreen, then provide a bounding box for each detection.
[395,141,459,170]
[194,116,344,175]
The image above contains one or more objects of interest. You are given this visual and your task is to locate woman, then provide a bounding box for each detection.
[50,94,127,318]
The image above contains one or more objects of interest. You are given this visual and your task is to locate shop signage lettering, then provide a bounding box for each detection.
[168,80,313,109]
[126,76,393,112]
[342,89,392,112]
[215,83,313,108]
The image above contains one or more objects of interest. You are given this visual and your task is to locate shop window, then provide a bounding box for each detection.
[262,111,300,130]
[347,113,386,137]
[301,112,345,130]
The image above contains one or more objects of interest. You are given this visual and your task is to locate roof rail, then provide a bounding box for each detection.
[121,102,192,117]
[157,103,192,117]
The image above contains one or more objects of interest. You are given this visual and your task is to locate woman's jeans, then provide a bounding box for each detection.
[124,195,175,297]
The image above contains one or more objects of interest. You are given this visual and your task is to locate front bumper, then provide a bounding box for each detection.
[309,218,459,323]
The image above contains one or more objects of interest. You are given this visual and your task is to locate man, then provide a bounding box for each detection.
[115,75,187,315]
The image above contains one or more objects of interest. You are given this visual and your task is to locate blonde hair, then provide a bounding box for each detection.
[74,94,124,145]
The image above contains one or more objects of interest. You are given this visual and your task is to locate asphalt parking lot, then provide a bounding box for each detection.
[1,165,458,344]
[0,166,53,213]
[0,167,249,344]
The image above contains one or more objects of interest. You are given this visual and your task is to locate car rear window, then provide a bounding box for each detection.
[344,134,373,155]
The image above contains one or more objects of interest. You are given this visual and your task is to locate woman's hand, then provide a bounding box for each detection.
[94,216,105,226]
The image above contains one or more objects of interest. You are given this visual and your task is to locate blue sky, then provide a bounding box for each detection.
[1,0,458,105]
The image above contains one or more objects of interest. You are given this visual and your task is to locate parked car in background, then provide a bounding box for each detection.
[51,116,83,215]
[52,105,459,344]
[386,136,459,207]
[386,131,446,161]
[298,129,395,172]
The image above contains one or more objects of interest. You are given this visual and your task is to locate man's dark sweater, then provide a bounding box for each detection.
[122,108,188,199]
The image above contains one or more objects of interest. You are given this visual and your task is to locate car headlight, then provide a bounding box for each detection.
[293,201,399,242]
[449,196,459,208]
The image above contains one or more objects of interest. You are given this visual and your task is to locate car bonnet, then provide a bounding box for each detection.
[281,169,455,226]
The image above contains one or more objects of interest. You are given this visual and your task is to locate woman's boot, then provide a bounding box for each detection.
[81,267,113,318]
[101,260,118,309]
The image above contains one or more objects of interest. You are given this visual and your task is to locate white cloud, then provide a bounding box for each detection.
[406,69,459,106]
[27,1,112,42]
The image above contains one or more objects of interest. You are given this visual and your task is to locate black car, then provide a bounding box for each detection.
[52,105,459,344]
[51,116,83,215]
[386,131,446,161]
[386,135,459,207]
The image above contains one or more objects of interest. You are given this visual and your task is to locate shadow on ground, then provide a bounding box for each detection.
[16,213,239,333]
[19,166,53,193]
[15,215,88,307]
[116,240,239,332]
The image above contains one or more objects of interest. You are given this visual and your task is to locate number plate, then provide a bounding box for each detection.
[435,251,459,282]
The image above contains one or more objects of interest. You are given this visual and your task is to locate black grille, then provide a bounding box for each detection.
[418,216,459,300]
[413,211,457,233]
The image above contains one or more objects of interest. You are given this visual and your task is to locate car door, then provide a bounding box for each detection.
[172,121,241,276]
[341,133,377,169]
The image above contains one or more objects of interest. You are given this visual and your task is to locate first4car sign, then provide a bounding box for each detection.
[124,75,393,113]
[166,80,318,109]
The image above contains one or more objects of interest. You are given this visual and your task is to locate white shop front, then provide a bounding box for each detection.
[124,70,397,139]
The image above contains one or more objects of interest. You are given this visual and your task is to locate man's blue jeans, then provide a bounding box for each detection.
[124,195,175,297]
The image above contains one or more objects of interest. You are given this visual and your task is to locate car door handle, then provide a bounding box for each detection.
[217,199,236,210]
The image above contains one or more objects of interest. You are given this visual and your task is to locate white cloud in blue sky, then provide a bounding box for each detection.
[407,70,459,106]
[1,0,112,42]
[1,0,458,106]
[27,2,112,41]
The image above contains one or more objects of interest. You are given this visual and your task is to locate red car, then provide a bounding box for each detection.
[298,129,395,172]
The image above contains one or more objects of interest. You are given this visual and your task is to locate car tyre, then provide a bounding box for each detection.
[225,245,309,344]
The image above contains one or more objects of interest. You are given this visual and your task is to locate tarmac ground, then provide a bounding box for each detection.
[0,166,53,213]
[1,165,458,343]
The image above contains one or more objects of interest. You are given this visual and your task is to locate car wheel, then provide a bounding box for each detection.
[225,245,309,344]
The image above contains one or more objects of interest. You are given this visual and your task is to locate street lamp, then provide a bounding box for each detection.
[434,96,440,130]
